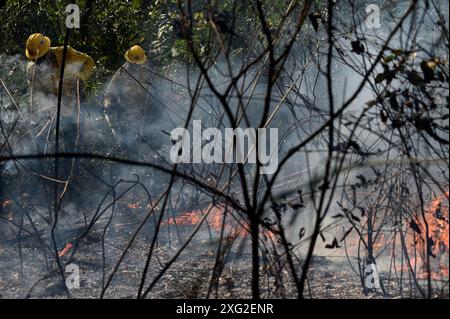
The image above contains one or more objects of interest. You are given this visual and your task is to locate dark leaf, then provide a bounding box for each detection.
[366,100,377,107]
[351,40,365,54]
[428,237,436,257]
[415,117,449,144]
[263,218,276,226]
[299,227,306,240]
[318,182,329,191]
[409,220,422,234]
[325,237,341,249]
[375,73,386,84]
[407,71,424,86]
[383,54,396,63]
[380,110,388,123]
[391,118,405,128]
[347,140,361,152]
[357,207,366,217]
[389,95,400,111]
[288,201,304,210]
[356,175,368,188]
[350,214,361,223]
[420,60,436,82]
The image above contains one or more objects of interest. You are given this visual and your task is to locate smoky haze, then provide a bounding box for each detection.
[0,0,448,299]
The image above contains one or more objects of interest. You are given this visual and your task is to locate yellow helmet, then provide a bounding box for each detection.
[26,33,51,60]
[124,45,147,65]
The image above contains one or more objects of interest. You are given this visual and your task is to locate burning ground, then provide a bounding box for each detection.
[0,193,448,299]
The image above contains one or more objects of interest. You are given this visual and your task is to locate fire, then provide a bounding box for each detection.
[127,203,141,209]
[2,199,12,207]
[127,202,152,209]
[58,243,73,257]
[166,209,206,226]
[166,206,235,233]
[165,206,275,239]
[2,199,13,221]
[372,232,386,251]
[406,192,449,280]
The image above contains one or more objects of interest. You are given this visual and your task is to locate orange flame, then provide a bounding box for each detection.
[58,243,73,257]
[127,203,141,209]
[2,199,12,207]
[127,202,152,209]
[406,192,449,280]
[165,206,276,239]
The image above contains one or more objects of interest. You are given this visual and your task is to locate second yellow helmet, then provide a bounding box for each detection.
[124,45,147,65]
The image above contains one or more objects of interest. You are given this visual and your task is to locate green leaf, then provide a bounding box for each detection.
[375,73,386,84]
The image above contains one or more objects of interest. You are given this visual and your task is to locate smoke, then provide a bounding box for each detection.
[0,0,448,298]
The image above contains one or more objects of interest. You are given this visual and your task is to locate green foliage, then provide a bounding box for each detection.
[0,0,326,92]
[0,0,64,56]
[0,1,153,78]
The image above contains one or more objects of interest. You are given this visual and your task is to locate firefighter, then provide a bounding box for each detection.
[25,33,95,171]
[25,33,95,209]
[103,45,163,156]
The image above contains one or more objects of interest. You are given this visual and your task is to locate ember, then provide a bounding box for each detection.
[127,203,141,209]
[2,199,12,207]
[165,206,275,239]
[58,243,73,258]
